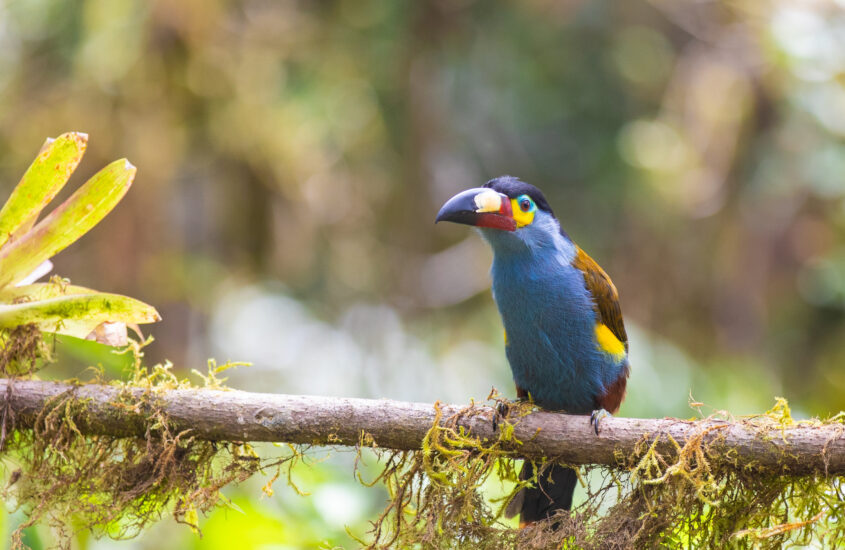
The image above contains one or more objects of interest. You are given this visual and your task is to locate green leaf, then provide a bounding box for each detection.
[0,282,98,304]
[0,132,88,249]
[0,158,136,289]
[0,292,161,338]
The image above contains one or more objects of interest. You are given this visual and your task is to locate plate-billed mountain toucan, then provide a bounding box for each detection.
[435,176,630,525]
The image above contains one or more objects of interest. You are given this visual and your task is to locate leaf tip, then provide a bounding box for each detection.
[58,131,89,148]
[122,158,137,176]
[37,137,55,155]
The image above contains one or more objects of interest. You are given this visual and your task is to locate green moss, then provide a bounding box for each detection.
[362,395,845,549]
[1,329,842,549]
[0,338,291,550]
[0,325,52,376]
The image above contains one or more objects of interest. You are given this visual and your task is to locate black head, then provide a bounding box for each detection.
[482,176,554,217]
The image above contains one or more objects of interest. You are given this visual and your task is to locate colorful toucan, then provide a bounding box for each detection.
[435,176,630,525]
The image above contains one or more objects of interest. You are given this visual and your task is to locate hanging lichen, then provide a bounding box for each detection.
[0,341,305,549]
[1,344,844,550]
[0,328,842,549]
[0,325,52,378]
[357,396,845,549]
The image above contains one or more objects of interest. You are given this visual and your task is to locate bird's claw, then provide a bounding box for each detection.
[493,401,510,432]
[590,408,610,435]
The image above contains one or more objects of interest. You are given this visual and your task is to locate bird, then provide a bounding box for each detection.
[435,175,630,526]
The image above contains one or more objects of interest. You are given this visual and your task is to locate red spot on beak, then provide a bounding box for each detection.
[476,213,517,231]
[475,196,515,231]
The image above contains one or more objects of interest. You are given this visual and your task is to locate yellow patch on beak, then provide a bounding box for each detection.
[473,189,503,213]
[510,198,535,227]
[595,323,626,359]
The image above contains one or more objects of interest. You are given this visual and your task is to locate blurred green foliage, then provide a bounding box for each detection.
[1,0,844,547]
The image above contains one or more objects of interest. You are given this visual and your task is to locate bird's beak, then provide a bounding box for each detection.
[435,188,516,231]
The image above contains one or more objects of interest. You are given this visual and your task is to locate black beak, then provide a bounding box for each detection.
[435,188,516,231]
[435,188,486,225]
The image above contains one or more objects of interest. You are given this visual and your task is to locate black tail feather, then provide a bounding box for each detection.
[506,462,576,523]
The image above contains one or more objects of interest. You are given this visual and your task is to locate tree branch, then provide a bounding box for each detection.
[1,378,843,475]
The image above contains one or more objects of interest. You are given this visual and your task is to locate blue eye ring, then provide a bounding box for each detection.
[517,194,535,213]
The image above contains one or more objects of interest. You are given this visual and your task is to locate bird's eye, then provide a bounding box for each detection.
[519,197,532,212]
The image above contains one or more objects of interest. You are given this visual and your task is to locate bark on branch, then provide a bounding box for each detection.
[1,378,843,475]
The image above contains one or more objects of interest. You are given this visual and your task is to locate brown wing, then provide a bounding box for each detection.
[572,246,628,351]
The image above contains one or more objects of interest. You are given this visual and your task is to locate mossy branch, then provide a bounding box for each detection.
[2,378,843,476]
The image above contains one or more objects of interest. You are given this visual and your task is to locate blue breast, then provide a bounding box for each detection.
[490,247,624,413]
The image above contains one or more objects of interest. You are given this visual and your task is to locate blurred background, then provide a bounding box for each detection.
[1,0,844,547]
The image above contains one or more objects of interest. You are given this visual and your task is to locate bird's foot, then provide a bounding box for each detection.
[590,408,611,435]
[493,398,527,432]
[493,401,509,432]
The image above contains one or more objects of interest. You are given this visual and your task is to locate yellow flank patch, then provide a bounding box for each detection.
[504,329,508,345]
[595,323,626,358]
[510,198,535,227]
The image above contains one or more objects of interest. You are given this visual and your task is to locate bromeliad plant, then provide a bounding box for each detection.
[0,135,264,548]
[0,132,159,373]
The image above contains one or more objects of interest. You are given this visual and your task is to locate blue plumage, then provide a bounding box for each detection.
[435,175,630,524]
[482,211,627,414]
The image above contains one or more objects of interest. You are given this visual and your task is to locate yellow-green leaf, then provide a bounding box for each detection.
[0,293,161,337]
[0,132,88,249]
[0,158,136,289]
[0,282,98,304]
